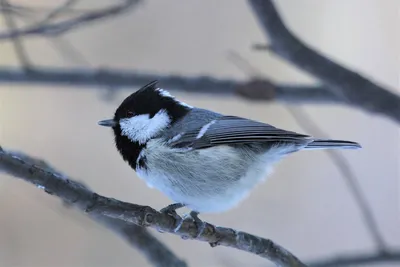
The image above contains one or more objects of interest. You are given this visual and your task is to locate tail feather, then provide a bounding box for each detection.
[304,139,361,150]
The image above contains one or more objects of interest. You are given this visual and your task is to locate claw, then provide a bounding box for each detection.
[173,213,192,233]
[159,203,186,232]
[160,203,185,214]
[190,211,206,238]
[173,217,185,233]
[171,212,206,238]
[159,205,205,237]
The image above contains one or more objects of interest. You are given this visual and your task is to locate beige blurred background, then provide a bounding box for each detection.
[0,0,399,266]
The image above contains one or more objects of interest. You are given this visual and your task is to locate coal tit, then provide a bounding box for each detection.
[98,81,361,235]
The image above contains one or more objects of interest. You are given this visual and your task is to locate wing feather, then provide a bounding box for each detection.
[168,116,312,149]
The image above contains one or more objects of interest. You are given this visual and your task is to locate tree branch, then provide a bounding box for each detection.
[247,0,400,124]
[308,251,400,267]
[0,0,141,38]
[0,146,307,267]
[0,66,342,104]
[1,147,187,267]
[35,0,78,27]
[236,79,340,103]
[0,0,32,69]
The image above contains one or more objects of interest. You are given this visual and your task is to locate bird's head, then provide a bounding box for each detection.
[98,80,192,145]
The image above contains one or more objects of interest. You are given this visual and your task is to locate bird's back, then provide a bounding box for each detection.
[161,107,223,140]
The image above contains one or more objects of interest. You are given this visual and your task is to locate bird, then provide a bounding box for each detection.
[98,80,361,236]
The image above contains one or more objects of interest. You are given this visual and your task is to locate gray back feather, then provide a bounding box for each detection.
[162,108,222,139]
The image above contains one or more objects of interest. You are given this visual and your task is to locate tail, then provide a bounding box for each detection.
[304,139,362,150]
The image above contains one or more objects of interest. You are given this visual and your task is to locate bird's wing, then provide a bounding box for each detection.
[167,115,313,150]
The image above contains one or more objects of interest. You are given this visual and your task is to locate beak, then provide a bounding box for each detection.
[98,119,117,127]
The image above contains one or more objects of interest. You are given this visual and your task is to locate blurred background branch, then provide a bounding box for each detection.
[248,0,400,124]
[226,45,398,267]
[0,0,141,38]
[0,67,343,103]
[0,0,398,122]
[0,0,32,69]
[308,251,400,267]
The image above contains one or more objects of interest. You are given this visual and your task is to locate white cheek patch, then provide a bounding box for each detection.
[119,109,171,144]
[156,88,193,109]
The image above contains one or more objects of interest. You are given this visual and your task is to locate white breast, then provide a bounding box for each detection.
[135,139,294,213]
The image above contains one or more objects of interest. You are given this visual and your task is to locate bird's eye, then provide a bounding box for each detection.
[126,111,135,117]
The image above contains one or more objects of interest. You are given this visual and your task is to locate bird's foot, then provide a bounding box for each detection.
[159,204,205,237]
[160,203,185,215]
[159,203,185,232]
[187,211,206,238]
[169,211,206,238]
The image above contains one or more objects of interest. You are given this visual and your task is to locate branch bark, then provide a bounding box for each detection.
[0,146,307,267]
[248,0,400,124]
[1,148,187,267]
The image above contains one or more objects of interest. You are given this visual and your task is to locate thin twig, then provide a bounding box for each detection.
[247,0,400,124]
[0,0,141,38]
[227,50,264,77]
[48,34,119,100]
[50,37,90,66]
[0,0,31,69]
[0,3,89,16]
[0,4,33,20]
[36,0,78,26]
[286,107,387,251]
[0,147,307,267]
